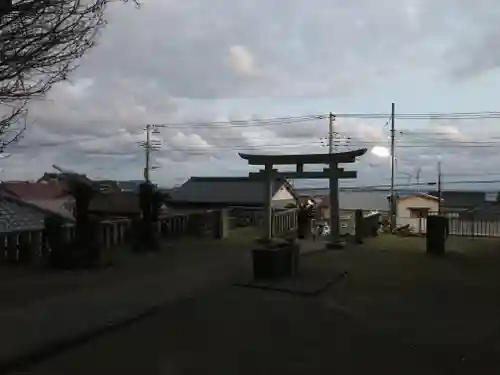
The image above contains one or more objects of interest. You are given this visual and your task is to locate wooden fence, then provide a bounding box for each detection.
[0,211,221,266]
[0,208,302,266]
[228,207,299,237]
[272,209,298,237]
[398,211,500,238]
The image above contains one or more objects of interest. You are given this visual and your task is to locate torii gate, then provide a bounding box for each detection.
[239,149,367,248]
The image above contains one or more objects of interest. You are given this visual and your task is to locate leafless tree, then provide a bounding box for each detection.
[0,0,138,149]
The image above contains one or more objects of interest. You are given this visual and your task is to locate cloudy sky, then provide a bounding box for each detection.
[4,0,500,189]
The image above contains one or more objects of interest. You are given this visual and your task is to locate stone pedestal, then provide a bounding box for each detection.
[252,240,300,280]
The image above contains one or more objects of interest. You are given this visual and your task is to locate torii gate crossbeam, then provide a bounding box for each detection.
[239,149,367,249]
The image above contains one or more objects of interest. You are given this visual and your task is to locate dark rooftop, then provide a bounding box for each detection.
[169,177,296,207]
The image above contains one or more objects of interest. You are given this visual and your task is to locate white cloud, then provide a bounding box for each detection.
[1,0,499,187]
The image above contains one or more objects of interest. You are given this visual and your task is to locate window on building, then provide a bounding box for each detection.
[409,208,429,218]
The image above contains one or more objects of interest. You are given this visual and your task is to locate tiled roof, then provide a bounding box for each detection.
[0,196,73,232]
[27,198,75,220]
[88,192,141,215]
[1,181,67,200]
[466,203,500,218]
[398,192,440,201]
[38,172,93,186]
[427,190,485,208]
[169,177,296,206]
[117,180,144,192]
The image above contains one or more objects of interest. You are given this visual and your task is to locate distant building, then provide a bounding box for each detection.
[0,194,74,233]
[318,190,390,217]
[396,192,441,233]
[91,180,122,193]
[38,172,93,187]
[169,177,299,209]
[88,190,169,219]
[317,190,390,234]
[427,190,486,212]
[88,191,142,219]
[427,190,500,220]
[116,180,144,193]
[0,181,75,220]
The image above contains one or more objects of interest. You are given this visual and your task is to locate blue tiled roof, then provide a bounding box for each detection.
[170,177,295,206]
[0,195,73,232]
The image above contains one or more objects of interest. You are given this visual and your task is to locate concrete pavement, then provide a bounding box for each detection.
[14,236,500,375]
[0,237,331,373]
[0,239,250,373]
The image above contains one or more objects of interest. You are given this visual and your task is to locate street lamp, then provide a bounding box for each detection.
[370,146,395,225]
[371,146,390,158]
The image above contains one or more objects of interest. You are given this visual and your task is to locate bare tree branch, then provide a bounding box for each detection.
[0,0,138,149]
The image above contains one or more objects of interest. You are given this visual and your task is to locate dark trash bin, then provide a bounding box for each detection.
[426,215,448,255]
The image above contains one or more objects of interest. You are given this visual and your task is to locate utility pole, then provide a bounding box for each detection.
[328,112,335,154]
[141,124,162,183]
[390,102,396,231]
[416,167,421,192]
[437,160,442,215]
[144,124,151,182]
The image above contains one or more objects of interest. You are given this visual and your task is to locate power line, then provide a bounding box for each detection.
[145,111,500,129]
[127,143,500,155]
[155,128,500,147]
[344,143,500,148]
[155,140,500,152]
[332,111,500,119]
[390,172,500,179]
[151,115,327,129]
[341,179,500,190]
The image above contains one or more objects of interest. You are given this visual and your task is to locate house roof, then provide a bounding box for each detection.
[0,195,74,232]
[27,199,75,221]
[169,177,297,206]
[398,192,441,201]
[117,180,144,192]
[465,203,500,218]
[88,191,141,215]
[38,172,93,186]
[427,190,485,208]
[92,180,121,193]
[1,181,68,200]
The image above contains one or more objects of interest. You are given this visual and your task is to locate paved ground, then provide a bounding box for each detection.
[8,235,500,374]
[0,237,254,309]
[0,225,282,309]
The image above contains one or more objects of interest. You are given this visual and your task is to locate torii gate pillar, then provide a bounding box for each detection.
[240,149,367,248]
[328,162,341,248]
